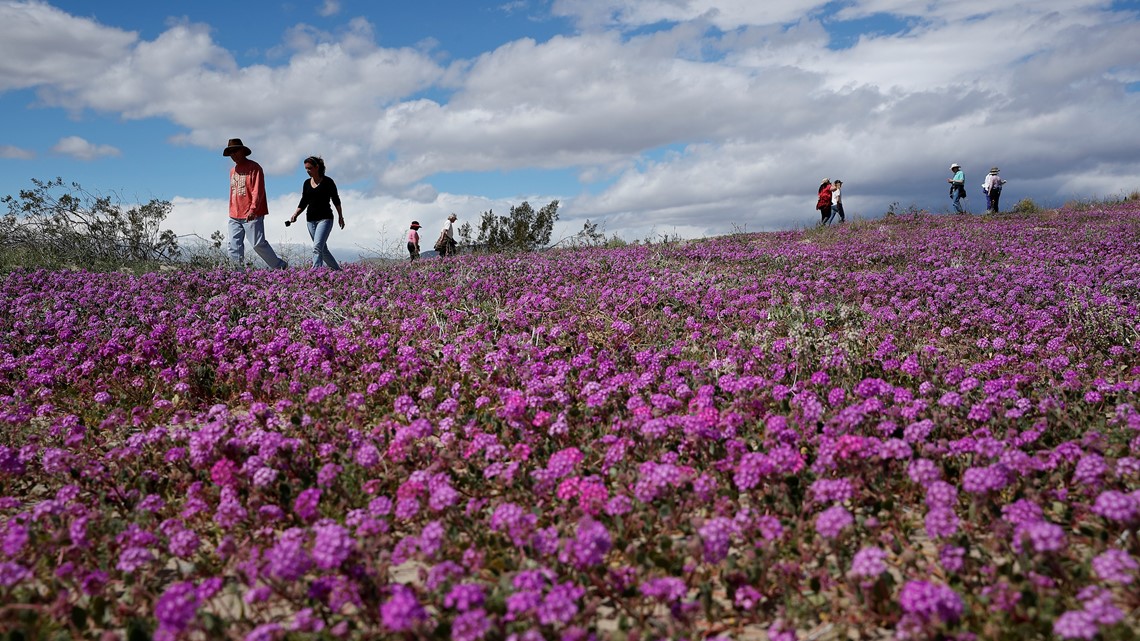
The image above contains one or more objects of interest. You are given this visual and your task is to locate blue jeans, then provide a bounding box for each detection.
[228,217,287,268]
[951,188,964,213]
[307,219,341,270]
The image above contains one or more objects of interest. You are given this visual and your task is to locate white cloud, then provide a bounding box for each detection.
[1,0,1139,245]
[51,136,121,161]
[0,144,34,159]
[0,1,138,93]
[318,0,341,18]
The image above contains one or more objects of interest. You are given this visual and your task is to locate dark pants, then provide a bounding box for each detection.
[819,205,831,224]
[407,242,419,261]
[986,188,1001,213]
[833,203,845,222]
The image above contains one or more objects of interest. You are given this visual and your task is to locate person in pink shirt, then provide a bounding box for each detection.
[407,220,422,261]
[224,138,288,269]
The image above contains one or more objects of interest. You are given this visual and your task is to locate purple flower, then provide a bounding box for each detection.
[898,580,963,623]
[0,561,31,587]
[810,478,855,504]
[640,577,687,602]
[2,524,28,557]
[1053,610,1098,640]
[924,481,958,508]
[168,529,200,559]
[572,518,612,568]
[451,609,491,641]
[1025,521,1066,553]
[1091,490,1137,522]
[924,507,959,539]
[244,623,282,641]
[265,528,311,581]
[312,523,354,570]
[293,488,321,522]
[734,585,763,610]
[1078,586,1124,625]
[155,581,199,634]
[1073,454,1108,487]
[116,546,154,573]
[848,546,888,579]
[698,517,736,563]
[1001,498,1043,526]
[1092,549,1138,584]
[380,584,428,632]
[418,520,446,559]
[354,442,381,468]
[445,583,486,612]
[939,545,966,573]
[537,581,583,626]
[814,504,853,539]
[961,465,1009,494]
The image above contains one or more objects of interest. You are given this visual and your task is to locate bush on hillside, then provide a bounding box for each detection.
[463,200,560,253]
[0,177,180,272]
[1009,197,1041,214]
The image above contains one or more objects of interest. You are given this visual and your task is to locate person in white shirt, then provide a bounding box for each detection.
[831,180,845,223]
[983,167,1006,213]
[437,213,458,256]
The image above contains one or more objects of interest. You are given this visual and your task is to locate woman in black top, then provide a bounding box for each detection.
[288,156,345,270]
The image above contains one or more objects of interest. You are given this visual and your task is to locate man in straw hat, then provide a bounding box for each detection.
[983,167,1006,213]
[223,138,288,269]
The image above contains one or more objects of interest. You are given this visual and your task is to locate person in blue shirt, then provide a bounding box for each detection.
[947,163,966,213]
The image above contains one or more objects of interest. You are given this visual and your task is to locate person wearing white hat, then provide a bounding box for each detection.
[983,167,1006,213]
[947,163,966,213]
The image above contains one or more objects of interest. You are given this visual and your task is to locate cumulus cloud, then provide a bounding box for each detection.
[1,0,1138,247]
[0,144,34,159]
[51,136,121,160]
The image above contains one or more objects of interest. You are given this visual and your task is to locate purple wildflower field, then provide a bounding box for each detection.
[1,203,1139,641]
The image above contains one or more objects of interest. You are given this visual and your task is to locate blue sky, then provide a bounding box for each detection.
[2,0,1139,261]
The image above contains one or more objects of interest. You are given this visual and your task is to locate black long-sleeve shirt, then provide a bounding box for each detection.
[296,177,342,222]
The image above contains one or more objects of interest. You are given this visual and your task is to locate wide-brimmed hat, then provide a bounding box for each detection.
[223,138,252,157]
[820,178,830,184]
[410,221,421,229]
[950,163,960,170]
[990,167,1000,174]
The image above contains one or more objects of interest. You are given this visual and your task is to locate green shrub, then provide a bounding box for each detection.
[1009,198,1041,214]
[0,177,181,272]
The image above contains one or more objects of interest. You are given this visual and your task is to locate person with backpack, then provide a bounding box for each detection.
[983,167,1006,213]
[947,163,966,213]
[816,179,833,226]
[435,213,458,256]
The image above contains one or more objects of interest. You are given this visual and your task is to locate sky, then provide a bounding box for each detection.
[1,0,1139,262]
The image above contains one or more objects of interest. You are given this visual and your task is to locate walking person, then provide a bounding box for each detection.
[288,156,345,270]
[224,138,288,269]
[948,163,967,213]
[436,212,458,256]
[983,167,1006,213]
[816,179,833,226]
[831,179,846,223]
[407,221,421,261]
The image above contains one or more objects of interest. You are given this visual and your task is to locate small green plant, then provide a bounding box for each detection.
[1010,198,1041,214]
